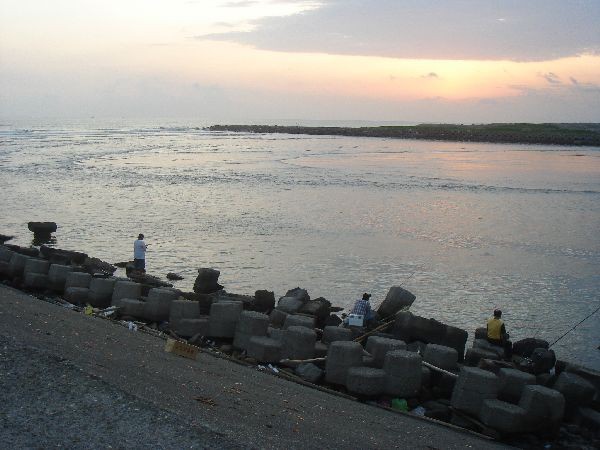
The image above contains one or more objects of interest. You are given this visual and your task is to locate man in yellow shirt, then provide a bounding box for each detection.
[487,309,512,358]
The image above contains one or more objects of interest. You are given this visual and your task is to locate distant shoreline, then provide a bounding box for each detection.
[207,123,600,147]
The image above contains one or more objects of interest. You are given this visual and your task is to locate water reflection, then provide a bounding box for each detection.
[31,234,57,247]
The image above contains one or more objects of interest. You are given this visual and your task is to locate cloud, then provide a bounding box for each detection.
[197,0,600,61]
[222,1,259,7]
[540,72,562,84]
[421,72,439,79]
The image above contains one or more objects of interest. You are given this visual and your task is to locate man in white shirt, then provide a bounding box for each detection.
[133,233,148,272]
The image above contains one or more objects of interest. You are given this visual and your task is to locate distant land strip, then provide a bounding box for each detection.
[207,123,600,147]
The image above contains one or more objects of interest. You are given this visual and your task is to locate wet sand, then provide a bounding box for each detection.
[0,285,507,449]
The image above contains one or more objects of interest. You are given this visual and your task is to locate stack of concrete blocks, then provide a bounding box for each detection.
[208,301,243,338]
[48,264,73,292]
[23,258,50,290]
[283,326,316,360]
[169,300,209,338]
[63,272,92,304]
[479,399,528,433]
[233,311,269,351]
[365,336,407,368]
[0,247,14,278]
[347,367,387,396]
[518,385,565,432]
[87,277,116,308]
[423,344,458,371]
[383,349,422,398]
[8,253,31,279]
[325,341,363,385]
[552,372,596,417]
[451,367,499,416]
[247,335,282,363]
[144,288,179,323]
[283,314,315,330]
[321,326,353,344]
[497,368,536,403]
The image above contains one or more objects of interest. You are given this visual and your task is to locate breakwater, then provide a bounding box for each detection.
[1,227,599,448]
[207,123,600,146]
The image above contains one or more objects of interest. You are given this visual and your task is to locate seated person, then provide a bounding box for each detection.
[350,293,377,327]
[487,309,512,358]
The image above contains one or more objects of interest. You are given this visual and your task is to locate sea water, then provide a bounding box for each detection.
[1,118,599,369]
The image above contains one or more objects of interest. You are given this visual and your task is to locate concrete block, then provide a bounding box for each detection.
[269,308,288,328]
[465,347,500,366]
[64,287,89,305]
[9,253,31,277]
[480,399,527,433]
[474,327,488,340]
[247,336,282,363]
[87,277,116,308]
[24,272,49,290]
[362,355,376,367]
[0,247,14,263]
[519,385,565,430]
[575,407,600,430]
[233,311,269,350]
[65,271,92,289]
[115,298,146,318]
[283,326,316,360]
[314,341,328,358]
[553,372,596,410]
[473,339,505,358]
[295,363,323,384]
[383,349,422,398]
[143,288,178,322]
[208,301,243,337]
[498,368,536,403]
[325,341,363,385]
[174,317,210,338]
[0,261,9,277]
[111,280,141,305]
[170,300,201,322]
[377,286,416,318]
[365,336,407,367]
[277,296,304,314]
[283,314,315,330]
[48,264,73,292]
[254,290,275,312]
[451,367,499,416]
[267,327,287,344]
[322,326,353,344]
[423,344,458,370]
[24,258,50,275]
[347,367,386,396]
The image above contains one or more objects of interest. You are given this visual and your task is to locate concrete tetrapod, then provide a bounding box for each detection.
[325,341,363,386]
[383,349,422,398]
[365,336,407,368]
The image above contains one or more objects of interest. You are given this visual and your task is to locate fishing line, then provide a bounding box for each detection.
[548,303,600,348]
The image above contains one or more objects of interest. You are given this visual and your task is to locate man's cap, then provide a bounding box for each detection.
[493,309,502,317]
[138,233,144,239]
[362,293,371,300]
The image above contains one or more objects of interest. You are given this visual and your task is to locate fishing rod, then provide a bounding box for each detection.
[548,303,600,348]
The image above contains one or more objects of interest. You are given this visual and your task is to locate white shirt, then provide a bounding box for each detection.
[134,239,147,259]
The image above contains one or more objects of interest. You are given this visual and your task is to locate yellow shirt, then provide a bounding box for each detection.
[487,318,504,340]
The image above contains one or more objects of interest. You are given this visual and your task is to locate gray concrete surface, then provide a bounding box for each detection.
[0,285,508,449]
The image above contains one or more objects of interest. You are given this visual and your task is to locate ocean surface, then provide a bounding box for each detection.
[1,118,599,369]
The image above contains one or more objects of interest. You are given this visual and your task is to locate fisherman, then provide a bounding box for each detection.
[133,233,148,273]
[350,293,377,327]
[487,309,512,358]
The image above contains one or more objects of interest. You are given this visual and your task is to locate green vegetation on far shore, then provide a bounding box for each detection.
[207,123,600,147]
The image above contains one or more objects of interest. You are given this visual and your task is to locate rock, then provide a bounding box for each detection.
[465,347,500,366]
[324,314,343,327]
[276,296,304,314]
[474,327,488,340]
[295,363,324,384]
[27,222,57,234]
[284,287,310,303]
[193,268,222,294]
[512,338,550,358]
[377,286,416,318]
[0,234,14,243]
[40,245,87,265]
[254,290,275,313]
[575,407,600,430]
[5,244,39,258]
[83,257,117,275]
[298,297,331,326]
[166,272,184,281]
[529,348,556,374]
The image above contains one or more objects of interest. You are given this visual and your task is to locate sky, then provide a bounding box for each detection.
[1,0,599,123]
